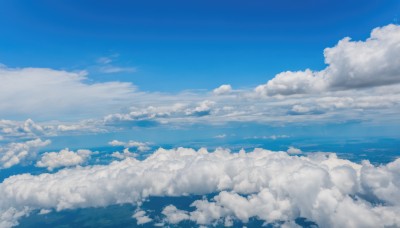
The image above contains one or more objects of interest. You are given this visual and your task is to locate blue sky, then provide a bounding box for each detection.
[1,1,400,227]
[1,0,399,91]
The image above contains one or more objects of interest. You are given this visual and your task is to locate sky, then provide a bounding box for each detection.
[0,0,399,91]
[1,1,400,227]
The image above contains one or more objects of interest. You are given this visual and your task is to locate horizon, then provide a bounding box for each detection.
[1,1,400,227]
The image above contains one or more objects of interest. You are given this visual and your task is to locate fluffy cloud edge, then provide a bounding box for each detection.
[0,147,399,227]
[36,148,92,171]
[255,24,400,96]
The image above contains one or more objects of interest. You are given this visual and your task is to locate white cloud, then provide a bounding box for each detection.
[247,135,290,140]
[255,69,325,96]
[108,140,151,152]
[109,140,126,147]
[214,134,227,139]
[98,66,136,74]
[185,100,215,117]
[162,205,190,224]
[36,148,92,171]
[97,57,113,64]
[0,119,49,139]
[95,54,136,74]
[132,210,152,225]
[0,138,51,169]
[38,209,51,215]
[256,24,400,96]
[286,146,302,155]
[213,84,232,95]
[0,147,400,227]
[111,148,137,159]
[0,66,136,120]
[0,25,399,127]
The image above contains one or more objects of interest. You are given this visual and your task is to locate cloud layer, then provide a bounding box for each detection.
[0,66,136,120]
[1,148,399,227]
[1,24,400,128]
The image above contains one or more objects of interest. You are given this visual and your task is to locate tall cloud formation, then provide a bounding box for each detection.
[0,148,399,227]
[256,24,400,96]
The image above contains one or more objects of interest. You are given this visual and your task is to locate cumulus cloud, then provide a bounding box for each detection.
[0,66,136,119]
[132,210,152,225]
[56,121,104,133]
[0,147,400,227]
[36,148,92,171]
[286,146,302,155]
[0,139,51,169]
[162,205,190,224]
[255,69,325,96]
[256,24,400,96]
[213,84,232,95]
[111,148,137,159]
[185,100,215,117]
[109,140,151,152]
[104,103,187,127]
[0,119,49,139]
[1,25,400,127]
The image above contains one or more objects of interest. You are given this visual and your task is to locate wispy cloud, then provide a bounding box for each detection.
[98,65,136,74]
[95,54,137,74]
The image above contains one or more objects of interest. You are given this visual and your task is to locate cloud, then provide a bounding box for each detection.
[255,69,325,96]
[0,119,48,139]
[0,118,106,142]
[185,100,215,117]
[246,135,290,140]
[56,121,105,133]
[0,138,51,169]
[0,148,400,227]
[214,134,227,139]
[213,84,232,95]
[162,205,190,224]
[287,104,325,115]
[108,140,151,152]
[1,25,400,131]
[96,57,113,65]
[111,148,137,160]
[36,148,92,171]
[0,66,136,120]
[132,210,152,225]
[95,54,136,74]
[286,146,302,155]
[256,24,400,96]
[98,66,136,74]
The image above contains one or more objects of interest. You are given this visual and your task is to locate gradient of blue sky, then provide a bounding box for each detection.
[1,0,399,91]
[1,2,400,227]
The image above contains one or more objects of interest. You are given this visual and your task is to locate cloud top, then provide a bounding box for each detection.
[256,24,400,96]
[0,147,399,227]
